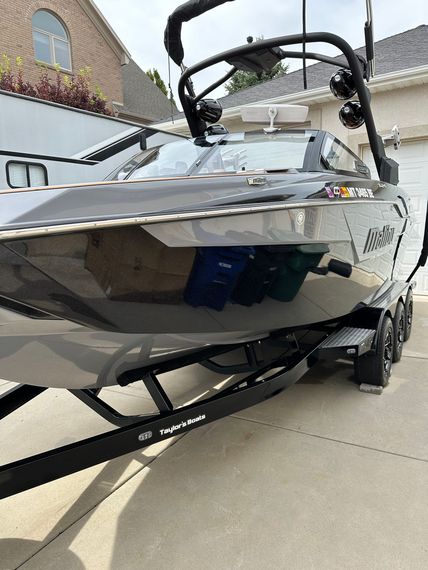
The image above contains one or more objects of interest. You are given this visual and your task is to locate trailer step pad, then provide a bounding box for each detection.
[319,327,376,356]
[359,383,383,395]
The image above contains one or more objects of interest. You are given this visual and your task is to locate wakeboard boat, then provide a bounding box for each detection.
[2,0,428,500]
[0,0,422,393]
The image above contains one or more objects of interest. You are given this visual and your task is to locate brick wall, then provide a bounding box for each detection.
[0,0,124,106]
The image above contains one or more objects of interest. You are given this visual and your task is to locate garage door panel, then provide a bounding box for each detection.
[395,140,428,158]
[399,168,424,186]
[363,141,428,295]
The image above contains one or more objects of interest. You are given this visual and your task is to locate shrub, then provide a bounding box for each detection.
[0,55,111,115]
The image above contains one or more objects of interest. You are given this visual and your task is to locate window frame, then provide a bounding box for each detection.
[32,10,72,72]
[6,161,49,189]
[320,133,371,179]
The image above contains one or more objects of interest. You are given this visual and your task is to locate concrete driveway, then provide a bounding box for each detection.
[0,301,427,570]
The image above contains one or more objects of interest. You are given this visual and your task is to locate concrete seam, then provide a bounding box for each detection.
[14,433,188,569]
[231,414,428,464]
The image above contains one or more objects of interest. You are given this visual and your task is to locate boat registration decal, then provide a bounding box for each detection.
[325,185,375,199]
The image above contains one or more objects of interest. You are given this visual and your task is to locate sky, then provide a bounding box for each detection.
[95,0,428,105]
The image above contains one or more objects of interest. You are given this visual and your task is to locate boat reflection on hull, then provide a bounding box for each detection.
[0,196,403,334]
[0,309,268,389]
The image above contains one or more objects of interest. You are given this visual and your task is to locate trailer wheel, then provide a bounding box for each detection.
[392,301,405,363]
[404,288,413,341]
[355,315,394,387]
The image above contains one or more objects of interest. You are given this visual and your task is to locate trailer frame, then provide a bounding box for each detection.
[0,281,414,500]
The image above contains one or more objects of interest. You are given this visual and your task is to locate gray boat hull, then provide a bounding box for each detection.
[0,171,414,388]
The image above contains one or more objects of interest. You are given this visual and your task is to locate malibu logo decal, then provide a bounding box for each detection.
[363,225,395,253]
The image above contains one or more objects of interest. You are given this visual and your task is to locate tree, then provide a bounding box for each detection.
[224,61,288,95]
[146,68,176,107]
[146,68,168,96]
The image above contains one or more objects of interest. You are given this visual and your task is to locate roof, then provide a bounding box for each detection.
[163,25,428,120]
[120,59,177,123]
[217,25,428,110]
[78,1,131,64]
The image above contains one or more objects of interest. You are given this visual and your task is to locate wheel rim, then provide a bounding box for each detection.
[384,329,393,374]
[407,300,413,330]
[397,313,405,351]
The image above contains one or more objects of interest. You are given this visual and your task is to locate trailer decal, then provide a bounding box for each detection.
[159,414,206,436]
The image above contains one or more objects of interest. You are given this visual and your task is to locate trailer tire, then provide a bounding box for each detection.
[404,288,413,342]
[392,301,405,363]
[355,315,394,387]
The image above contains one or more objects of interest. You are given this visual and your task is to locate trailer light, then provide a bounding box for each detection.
[330,68,357,100]
[195,99,223,124]
[339,101,365,129]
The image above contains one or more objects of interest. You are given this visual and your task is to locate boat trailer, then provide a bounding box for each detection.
[0,281,414,500]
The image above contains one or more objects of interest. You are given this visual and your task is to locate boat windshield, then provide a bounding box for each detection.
[196,131,315,174]
[125,138,216,180]
[123,131,315,181]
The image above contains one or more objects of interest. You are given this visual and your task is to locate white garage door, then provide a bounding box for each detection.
[363,140,428,295]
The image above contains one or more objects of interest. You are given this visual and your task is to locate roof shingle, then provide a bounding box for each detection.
[218,25,428,109]
[121,59,176,122]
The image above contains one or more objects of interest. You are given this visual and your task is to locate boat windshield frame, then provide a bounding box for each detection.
[177,31,396,184]
[117,129,370,181]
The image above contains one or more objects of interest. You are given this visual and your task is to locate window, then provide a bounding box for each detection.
[32,10,71,71]
[127,140,209,180]
[197,132,314,174]
[321,135,370,178]
[109,150,155,181]
[109,131,318,183]
[7,162,48,188]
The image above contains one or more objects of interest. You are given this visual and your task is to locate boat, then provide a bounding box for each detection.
[2,0,428,500]
[0,0,423,391]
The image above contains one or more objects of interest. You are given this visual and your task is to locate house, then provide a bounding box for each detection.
[117,59,176,124]
[0,0,180,189]
[158,25,428,294]
[0,0,173,123]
